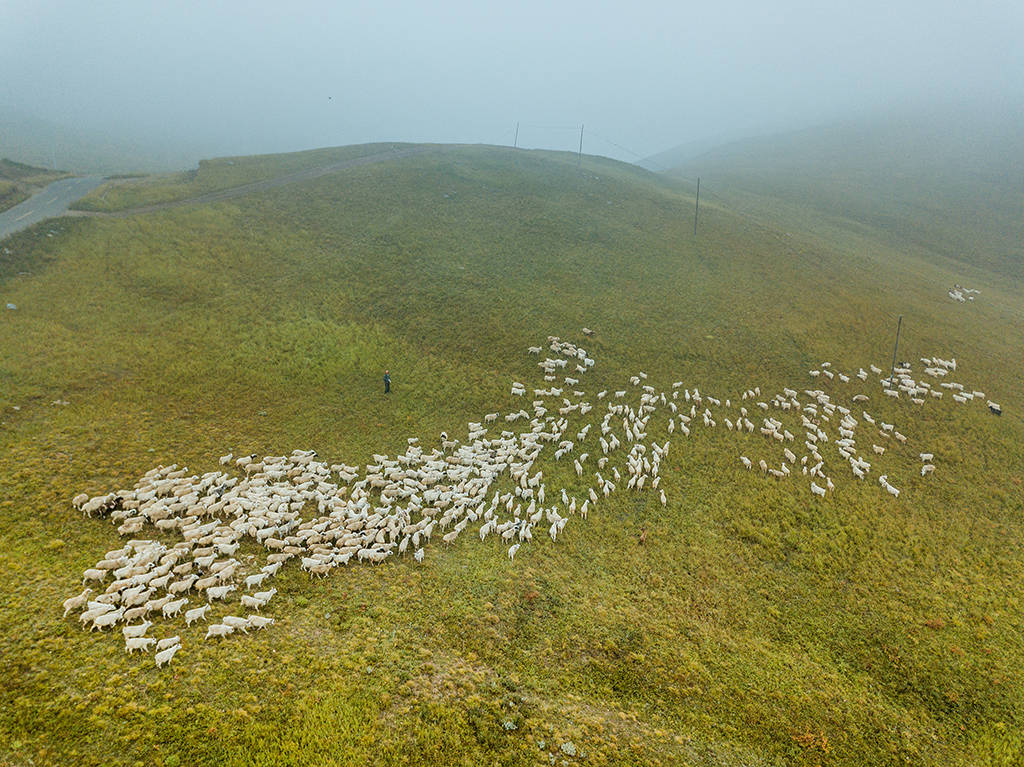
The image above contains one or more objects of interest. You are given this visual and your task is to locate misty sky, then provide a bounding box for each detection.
[2,0,1022,164]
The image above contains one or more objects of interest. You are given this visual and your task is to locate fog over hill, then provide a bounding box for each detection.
[2,1,1022,171]
[661,100,1024,282]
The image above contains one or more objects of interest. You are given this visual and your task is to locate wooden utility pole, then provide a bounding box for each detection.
[578,124,584,165]
[513,122,519,148]
[693,177,700,236]
[888,315,903,385]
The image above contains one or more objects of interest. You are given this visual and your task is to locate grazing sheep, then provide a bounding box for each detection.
[238,594,263,610]
[90,609,124,631]
[155,644,180,668]
[247,615,275,630]
[252,588,277,604]
[122,621,153,639]
[82,568,106,585]
[125,636,157,654]
[221,616,251,634]
[184,604,211,626]
[156,636,180,651]
[206,584,235,601]
[245,572,269,589]
[204,623,235,640]
[66,337,996,658]
[79,604,113,626]
[62,588,93,617]
[162,598,188,618]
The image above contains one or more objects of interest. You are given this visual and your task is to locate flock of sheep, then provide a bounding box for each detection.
[63,333,998,666]
[948,285,980,303]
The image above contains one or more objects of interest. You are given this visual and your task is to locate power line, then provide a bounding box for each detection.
[585,131,646,159]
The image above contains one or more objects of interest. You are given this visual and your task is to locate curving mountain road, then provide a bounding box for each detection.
[1,144,439,242]
[0,175,105,241]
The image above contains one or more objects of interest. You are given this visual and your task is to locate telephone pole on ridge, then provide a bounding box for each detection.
[693,177,700,236]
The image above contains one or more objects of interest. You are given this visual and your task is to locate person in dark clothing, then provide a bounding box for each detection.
[383,369,391,394]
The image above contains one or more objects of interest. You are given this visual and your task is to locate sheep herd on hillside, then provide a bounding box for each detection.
[948,285,980,303]
[63,333,1000,666]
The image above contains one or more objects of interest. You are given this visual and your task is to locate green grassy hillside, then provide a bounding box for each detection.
[70,143,418,212]
[1,144,1022,767]
[669,106,1024,283]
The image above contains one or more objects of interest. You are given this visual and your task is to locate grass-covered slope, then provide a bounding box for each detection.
[0,158,71,213]
[70,143,419,212]
[669,105,1024,283]
[1,144,1023,767]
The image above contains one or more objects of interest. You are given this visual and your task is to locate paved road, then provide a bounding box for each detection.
[0,176,106,241]
[0,145,439,242]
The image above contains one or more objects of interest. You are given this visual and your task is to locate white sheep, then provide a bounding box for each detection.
[122,621,153,639]
[248,615,275,630]
[206,584,235,601]
[155,644,180,668]
[82,568,107,585]
[156,636,180,651]
[221,616,251,634]
[204,623,235,640]
[245,572,269,589]
[125,636,157,654]
[162,598,188,618]
[810,482,826,498]
[91,609,124,631]
[247,587,277,610]
[62,588,93,617]
[184,604,211,626]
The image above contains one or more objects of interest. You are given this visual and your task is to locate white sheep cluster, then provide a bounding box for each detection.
[948,285,980,303]
[736,355,992,497]
[64,335,999,663]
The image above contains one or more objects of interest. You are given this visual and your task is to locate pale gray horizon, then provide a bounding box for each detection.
[1,0,1022,169]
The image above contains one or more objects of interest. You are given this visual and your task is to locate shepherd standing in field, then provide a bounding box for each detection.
[383,369,391,394]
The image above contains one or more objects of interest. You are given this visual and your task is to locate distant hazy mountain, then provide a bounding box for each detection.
[638,137,737,172]
[0,108,206,174]
[663,101,1024,281]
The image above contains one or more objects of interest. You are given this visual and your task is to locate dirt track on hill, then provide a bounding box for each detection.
[68,145,441,219]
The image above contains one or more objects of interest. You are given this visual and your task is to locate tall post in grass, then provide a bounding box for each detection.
[578,124,584,166]
[514,122,519,149]
[693,177,700,236]
[888,315,903,386]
